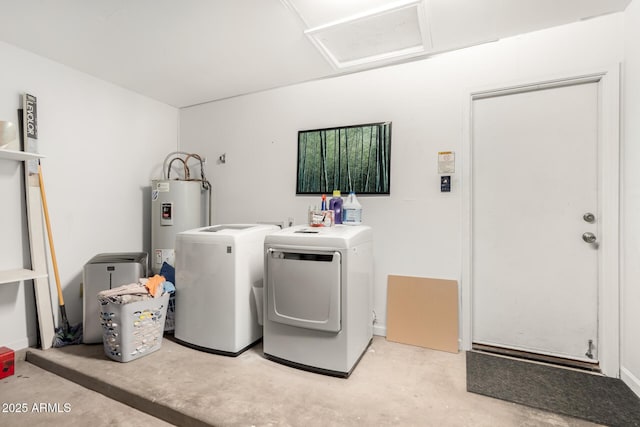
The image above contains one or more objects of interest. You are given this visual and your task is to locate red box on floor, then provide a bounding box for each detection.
[0,347,15,379]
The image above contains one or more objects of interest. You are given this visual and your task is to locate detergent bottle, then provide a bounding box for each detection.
[329,190,343,224]
[342,192,362,225]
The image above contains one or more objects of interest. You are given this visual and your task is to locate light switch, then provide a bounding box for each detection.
[441,175,451,192]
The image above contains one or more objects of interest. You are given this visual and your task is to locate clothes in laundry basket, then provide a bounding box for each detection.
[98,280,171,362]
[145,274,166,297]
[159,262,176,332]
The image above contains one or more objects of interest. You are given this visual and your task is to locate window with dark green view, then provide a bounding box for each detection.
[296,122,391,195]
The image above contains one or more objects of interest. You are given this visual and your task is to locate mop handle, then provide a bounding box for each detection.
[37,162,65,306]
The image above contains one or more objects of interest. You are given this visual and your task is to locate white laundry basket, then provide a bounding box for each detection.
[99,293,169,362]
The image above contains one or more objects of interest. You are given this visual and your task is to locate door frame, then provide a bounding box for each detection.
[461,65,621,377]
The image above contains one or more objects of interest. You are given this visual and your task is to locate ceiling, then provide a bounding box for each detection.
[0,0,631,108]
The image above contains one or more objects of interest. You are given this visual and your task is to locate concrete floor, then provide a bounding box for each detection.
[0,337,600,427]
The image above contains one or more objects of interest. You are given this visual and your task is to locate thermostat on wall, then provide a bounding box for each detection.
[441,175,451,192]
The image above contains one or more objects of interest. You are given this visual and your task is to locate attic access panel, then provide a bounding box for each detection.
[301,0,429,69]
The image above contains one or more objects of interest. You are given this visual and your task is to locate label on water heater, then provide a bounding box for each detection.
[154,249,174,270]
[161,202,173,225]
[156,181,170,192]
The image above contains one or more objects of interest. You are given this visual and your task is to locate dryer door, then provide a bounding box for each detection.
[266,249,341,332]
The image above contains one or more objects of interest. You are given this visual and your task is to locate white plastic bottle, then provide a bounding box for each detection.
[342,192,362,225]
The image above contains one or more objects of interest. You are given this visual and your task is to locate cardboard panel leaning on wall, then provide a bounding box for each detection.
[386,275,459,353]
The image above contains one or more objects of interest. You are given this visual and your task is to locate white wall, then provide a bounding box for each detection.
[180,14,624,339]
[0,41,178,349]
[622,0,640,396]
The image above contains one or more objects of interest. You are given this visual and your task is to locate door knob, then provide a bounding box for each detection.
[582,232,597,243]
[583,212,595,223]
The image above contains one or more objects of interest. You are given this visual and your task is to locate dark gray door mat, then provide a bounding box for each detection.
[466,351,640,426]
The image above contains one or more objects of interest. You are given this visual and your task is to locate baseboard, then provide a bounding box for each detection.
[622,366,640,399]
[373,324,386,337]
[5,337,30,351]
[374,324,465,351]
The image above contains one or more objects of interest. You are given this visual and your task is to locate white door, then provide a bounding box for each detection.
[471,81,599,363]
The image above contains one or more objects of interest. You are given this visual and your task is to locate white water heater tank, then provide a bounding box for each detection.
[151,179,208,274]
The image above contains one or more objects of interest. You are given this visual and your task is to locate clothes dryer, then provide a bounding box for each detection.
[174,224,279,355]
[263,225,373,377]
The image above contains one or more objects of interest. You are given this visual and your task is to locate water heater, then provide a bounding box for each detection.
[151,179,208,274]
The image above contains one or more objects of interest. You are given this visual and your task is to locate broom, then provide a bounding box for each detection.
[37,160,82,346]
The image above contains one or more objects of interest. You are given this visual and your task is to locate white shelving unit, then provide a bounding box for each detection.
[0,268,47,285]
[0,148,43,162]
[1,147,54,349]
[0,148,46,285]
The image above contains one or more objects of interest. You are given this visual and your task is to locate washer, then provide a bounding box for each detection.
[263,224,373,377]
[174,224,279,356]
